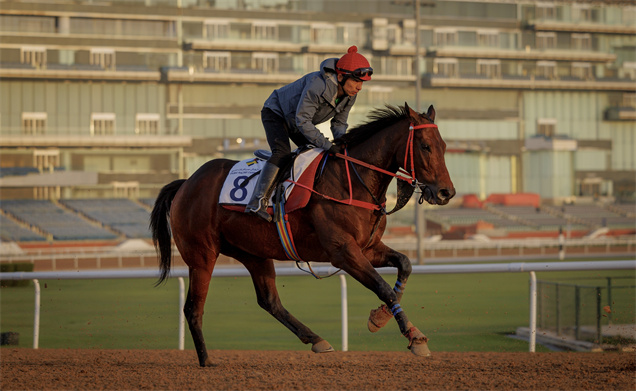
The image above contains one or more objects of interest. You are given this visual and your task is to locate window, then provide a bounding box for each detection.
[477,59,501,78]
[135,113,160,135]
[622,62,636,80]
[33,149,59,172]
[573,4,595,22]
[537,118,557,138]
[203,20,229,40]
[90,113,116,135]
[624,7,636,25]
[252,52,278,73]
[311,23,336,44]
[572,62,592,79]
[401,19,416,46]
[90,48,115,70]
[571,33,591,51]
[303,54,321,74]
[112,181,139,199]
[536,4,556,20]
[338,24,363,45]
[536,32,556,50]
[253,21,277,41]
[34,186,60,200]
[21,46,46,68]
[381,56,413,76]
[433,58,458,77]
[622,93,636,108]
[367,86,393,106]
[434,28,458,46]
[22,112,47,135]
[477,30,499,48]
[204,51,231,71]
[536,61,557,79]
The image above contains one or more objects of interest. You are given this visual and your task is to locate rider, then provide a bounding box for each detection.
[245,45,373,222]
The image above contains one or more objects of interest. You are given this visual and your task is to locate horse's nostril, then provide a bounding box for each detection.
[438,188,454,200]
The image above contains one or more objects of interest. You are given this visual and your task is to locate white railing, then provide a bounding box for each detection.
[2,237,633,267]
[1,260,634,353]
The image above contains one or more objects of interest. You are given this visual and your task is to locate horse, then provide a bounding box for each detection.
[150,103,455,366]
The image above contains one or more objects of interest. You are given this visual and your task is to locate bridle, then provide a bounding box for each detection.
[284,121,439,212]
[283,121,438,279]
[334,122,438,190]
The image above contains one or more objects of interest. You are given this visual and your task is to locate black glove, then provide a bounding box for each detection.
[328,144,341,156]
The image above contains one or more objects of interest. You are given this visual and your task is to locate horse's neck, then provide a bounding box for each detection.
[348,121,405,173]
[345,121,407,195]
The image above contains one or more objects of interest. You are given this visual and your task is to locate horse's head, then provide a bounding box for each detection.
[403,102,456,205]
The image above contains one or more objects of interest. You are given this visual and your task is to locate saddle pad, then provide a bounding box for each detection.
[220,148,324,214]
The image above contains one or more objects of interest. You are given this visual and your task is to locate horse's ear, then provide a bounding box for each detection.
[427,105,436,122]
[405,102,418,119]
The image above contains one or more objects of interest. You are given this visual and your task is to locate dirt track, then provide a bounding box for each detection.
[1,349,634,390]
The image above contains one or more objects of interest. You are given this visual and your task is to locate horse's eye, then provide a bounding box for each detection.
[420,143,431,152]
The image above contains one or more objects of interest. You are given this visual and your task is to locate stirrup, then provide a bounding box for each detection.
[246,198,272,222]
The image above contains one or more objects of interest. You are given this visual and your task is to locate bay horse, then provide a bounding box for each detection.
[150,103,455,366]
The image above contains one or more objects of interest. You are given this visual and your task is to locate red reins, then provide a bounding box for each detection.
[285,122,438,211]
[335,123,438,186]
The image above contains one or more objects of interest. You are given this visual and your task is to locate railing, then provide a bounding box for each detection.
[1,260,634,353]
[2,237,634,265]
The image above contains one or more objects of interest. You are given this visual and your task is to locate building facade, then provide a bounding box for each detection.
[1,0,634,202]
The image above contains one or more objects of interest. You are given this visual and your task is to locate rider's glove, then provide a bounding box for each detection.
[328,144,341,156]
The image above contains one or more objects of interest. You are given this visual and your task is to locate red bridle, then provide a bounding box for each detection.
[284,122,438,211]
[335,122,438,187]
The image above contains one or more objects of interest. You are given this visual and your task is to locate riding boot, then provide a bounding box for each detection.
[244,162,279,222]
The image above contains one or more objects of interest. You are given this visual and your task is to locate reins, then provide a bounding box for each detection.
[335,123,438,188]
[280,121,438,279]
[286,122,438,212]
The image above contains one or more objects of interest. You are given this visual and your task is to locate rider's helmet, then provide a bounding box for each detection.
[336,46,373,81]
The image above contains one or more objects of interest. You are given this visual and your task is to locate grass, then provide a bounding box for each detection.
[1,266,633,353]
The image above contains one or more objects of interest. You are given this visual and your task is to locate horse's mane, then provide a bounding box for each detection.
[337,105,409,147]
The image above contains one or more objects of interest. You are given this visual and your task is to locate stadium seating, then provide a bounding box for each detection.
[0,200,118,241]
[61,198,152,239]
[0,214,46,242]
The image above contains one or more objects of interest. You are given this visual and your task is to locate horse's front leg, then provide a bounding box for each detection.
[367,243,412,333]
[333,243,430,356]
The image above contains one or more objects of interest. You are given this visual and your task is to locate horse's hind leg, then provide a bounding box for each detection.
[235,253,334,353]
[367,244,412,332]
[184,264,216,367]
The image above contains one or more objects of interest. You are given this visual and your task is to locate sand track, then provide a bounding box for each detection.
[1,348,634,390]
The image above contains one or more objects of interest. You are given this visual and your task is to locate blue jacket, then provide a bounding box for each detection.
[263,58,356,150]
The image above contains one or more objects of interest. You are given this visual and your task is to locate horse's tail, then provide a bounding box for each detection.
[150,179,186,286]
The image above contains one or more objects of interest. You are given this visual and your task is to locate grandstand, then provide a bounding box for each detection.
[0,213,45,242]
[1,200,118,241]
[60,198,152,239]
[0,195,633,244]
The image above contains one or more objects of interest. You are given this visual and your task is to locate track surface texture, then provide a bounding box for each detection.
[1,349,634,390]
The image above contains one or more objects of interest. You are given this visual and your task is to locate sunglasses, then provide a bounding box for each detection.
[338,67,373,79]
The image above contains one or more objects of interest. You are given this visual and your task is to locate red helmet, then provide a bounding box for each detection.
[336,46,373,81]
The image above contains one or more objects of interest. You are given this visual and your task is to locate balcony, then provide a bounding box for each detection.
[529,21,636,36]
[0,62,161,82]
[430,46,616,63]
[424,74,636,92]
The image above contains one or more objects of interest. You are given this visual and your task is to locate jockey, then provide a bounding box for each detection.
[245,45,373,222]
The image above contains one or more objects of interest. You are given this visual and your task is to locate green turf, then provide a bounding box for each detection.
[1,266,633,353]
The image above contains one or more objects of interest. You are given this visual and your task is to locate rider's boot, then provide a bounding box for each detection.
[244,162,279,222]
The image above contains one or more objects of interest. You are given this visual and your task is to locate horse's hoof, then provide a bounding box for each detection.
[200,357,216,367]
[404,322,431,357]
[410,340,431,357]
[311,339,335,353]
[368,304,393,333]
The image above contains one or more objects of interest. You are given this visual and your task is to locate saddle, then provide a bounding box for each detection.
[219,147,324,215]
